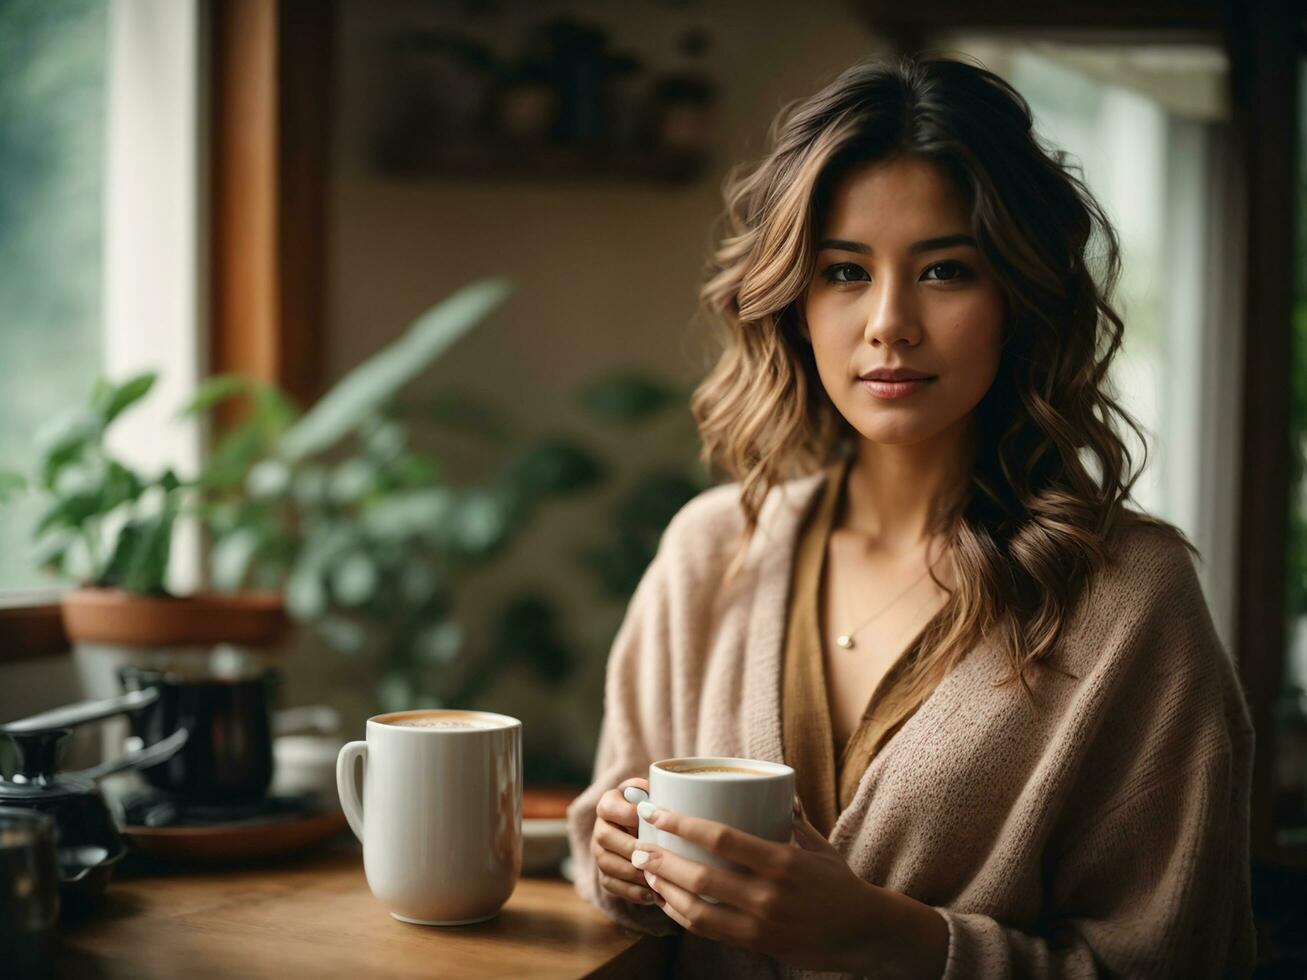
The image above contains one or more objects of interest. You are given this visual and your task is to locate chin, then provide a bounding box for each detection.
[852,425,935,449]
[850,417,938,446]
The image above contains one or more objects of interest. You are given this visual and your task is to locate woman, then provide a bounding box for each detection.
[564,54,1255,979]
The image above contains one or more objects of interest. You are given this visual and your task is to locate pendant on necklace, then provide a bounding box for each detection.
[836,634,855,650]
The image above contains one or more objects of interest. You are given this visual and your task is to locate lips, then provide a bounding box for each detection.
[858,368,936,382]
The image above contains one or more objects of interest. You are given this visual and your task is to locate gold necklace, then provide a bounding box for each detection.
[833,558,932,650]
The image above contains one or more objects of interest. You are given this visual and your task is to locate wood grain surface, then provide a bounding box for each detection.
[54,838,672,979]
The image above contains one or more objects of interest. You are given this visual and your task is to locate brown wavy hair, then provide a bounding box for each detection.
[690,53,1197,701]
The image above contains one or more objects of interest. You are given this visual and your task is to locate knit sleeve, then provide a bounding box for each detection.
[935,743,1252,978]
[936,529,1256,978]
[564,544,682,938]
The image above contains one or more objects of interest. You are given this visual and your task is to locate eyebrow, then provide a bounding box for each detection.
[816,233,978,255]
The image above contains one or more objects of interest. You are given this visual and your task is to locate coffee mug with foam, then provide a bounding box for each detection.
[623,756,795,899]
[336,709,522,925]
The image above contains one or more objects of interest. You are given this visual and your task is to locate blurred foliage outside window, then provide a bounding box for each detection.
[1280,58,1307,844]
[1004,49,1171,516]
[0,0,108,592]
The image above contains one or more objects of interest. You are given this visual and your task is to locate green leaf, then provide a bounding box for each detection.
[328,459,377,505]
[100,462,144,513]
[178,373,252,416]
[35,407,101,488]
[330,551,379,607]
[34,493,103,537]
[398,561,440,607]
[292,465,329,506]
[94,372,157,424]
[452,490,510,556]
[386,453,440,489]
[360,488,454,542]
[211,529,261,591]
[199,425,268,489]
[100,506,175,595]
[52,456,105,499]
[394,390,512,444]
[579,374,677,424]
[246,459,292,500]
[30,529,76,575]
[493,595,572,683]
[501,439,602,499]
[413,621,462,665]
[250,385,298,435]
[277,276,514,461]
[109,482,180,594]
[360,417,407,463]
[287,568,327,620]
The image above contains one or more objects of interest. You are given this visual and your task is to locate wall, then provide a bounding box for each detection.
[291,0,890,775]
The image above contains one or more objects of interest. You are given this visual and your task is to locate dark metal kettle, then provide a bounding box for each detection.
[0,689,188,912]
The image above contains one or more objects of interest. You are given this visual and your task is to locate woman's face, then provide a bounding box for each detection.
[802,156,1006,448]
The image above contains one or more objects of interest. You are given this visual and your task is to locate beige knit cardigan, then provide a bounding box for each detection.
[564,469,1256,979]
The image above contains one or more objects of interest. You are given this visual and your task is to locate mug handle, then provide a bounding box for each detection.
[622,785,657,844]
[336,740,367,841]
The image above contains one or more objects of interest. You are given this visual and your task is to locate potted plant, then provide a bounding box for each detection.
[2,278,566,698]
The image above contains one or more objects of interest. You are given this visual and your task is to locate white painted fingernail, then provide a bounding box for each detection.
[636,801,656,822]
[644,871,658,888]
[631,849,650,868]
[622,787,645,805]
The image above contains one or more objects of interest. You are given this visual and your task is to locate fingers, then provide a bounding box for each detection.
[597,783,645,832]
[643,865,750,941]
[637,805,790,877]
[594,842,656,893]
[595,815,640,862]
[591,829,660,906]
[591,778,662,908]
[592,816,640,861]
[631,843,771,913]
[598,867,662,907]
[791,814,829,852]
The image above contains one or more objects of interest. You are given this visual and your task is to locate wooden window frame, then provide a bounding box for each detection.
[0,596,68,664]
[210,0,332,413]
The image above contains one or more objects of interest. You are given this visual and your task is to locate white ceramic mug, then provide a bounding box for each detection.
[336,709,522,925]
[624,756,795,901]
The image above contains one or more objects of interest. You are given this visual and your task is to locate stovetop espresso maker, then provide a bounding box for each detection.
[0,689,187,911]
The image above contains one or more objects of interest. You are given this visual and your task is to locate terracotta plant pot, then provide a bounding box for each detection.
[61,589,288,648]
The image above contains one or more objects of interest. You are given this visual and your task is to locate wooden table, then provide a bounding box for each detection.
[53,837,673,979]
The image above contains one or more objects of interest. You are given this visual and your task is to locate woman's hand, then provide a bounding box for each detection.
[632,798,949,978]
[590,777,662,908]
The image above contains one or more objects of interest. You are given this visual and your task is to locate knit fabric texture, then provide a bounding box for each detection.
[564,469,1257,979]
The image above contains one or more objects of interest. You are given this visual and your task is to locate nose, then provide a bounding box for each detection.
[862,275,922,350]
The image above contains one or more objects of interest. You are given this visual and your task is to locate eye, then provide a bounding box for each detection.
[923,261,973,282]
[818,260,975,286]
[820,263,868,285]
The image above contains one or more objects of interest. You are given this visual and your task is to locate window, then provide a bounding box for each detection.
[938,38,1241,651]
[0,0,108,592]
[0,0,205,599]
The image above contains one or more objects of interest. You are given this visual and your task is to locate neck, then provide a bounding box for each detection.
[840,415,975,553]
